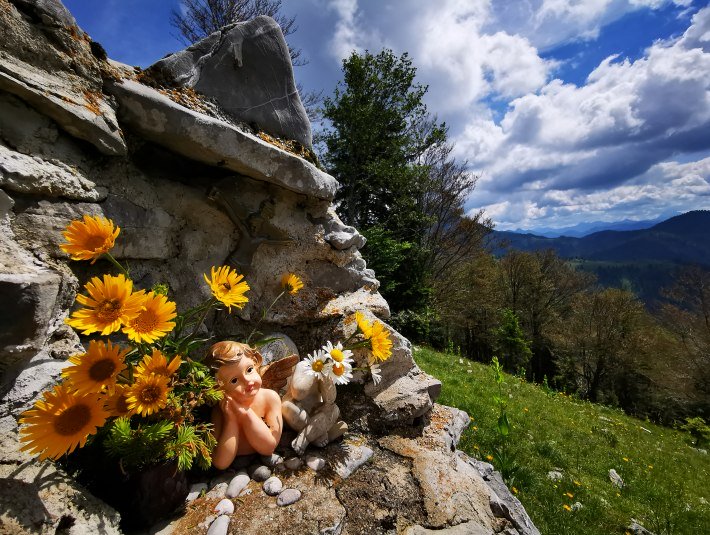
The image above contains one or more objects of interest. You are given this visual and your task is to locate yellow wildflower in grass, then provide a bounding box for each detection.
[281,273,304,295]
[60,214,120,263]
[563,504,572,512]
[19,384,108,460]
[204,266,250,311]
[486,454,494,461]
[134,349,182,380]
[122,291,177,343]
[103,384,133,417]
[512,486,518,494]
[573,480,581,486]
[623,457,630,462]
[366,320,393,362]
[66,274,146,335]
[62,340,128,395]
[126,374,170,417]
[565,492,574,498]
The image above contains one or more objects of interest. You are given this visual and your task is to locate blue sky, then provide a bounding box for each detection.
[64,0,710,231]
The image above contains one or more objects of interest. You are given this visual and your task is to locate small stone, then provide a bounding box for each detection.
[547,470,563,482]
[200,515,217,530]
[205,482,228,500]
[214,499,235,515]
[277,488,302,506]
[263,476,283,496]
[284,457,303,470]
[305,455,326,471]
[609,468,624,489]
[207,515,230,535]
[210,471,234,488]
[250,465,272,482]
[240,488,253,497]
[186,482,208,502]
[260,453,283,467]
[226,473,250,498]
[571,502,583,511]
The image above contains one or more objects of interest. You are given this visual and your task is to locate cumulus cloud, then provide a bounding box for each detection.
[321,0,709,230]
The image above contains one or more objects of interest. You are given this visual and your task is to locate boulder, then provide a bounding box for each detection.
[147,16,312,149]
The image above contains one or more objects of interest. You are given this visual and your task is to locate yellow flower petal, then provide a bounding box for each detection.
[204,266,249,311]
[60,215,120,263]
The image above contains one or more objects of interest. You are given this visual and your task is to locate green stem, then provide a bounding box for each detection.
[103,252,130,278]
[246,291,286,344]
[191,298,216,337]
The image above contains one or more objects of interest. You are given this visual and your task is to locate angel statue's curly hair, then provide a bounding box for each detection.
[205,341,263,372]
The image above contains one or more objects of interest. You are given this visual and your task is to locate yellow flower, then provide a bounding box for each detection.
[126,374,170,417]
[512,486,518,494]
[565,492,574,498]
[366,320,393,362]
[62,340,128,395]
[523,407,529,412]
[573,480,581,486]
[623,457,629,462]
[355,311,372,337]
[19,384,108,460]
[486,454,494,461]
[122,292,177,343]
[60,215,120,263]
[204,266,249,311]
[134,349,182,380]
[281,273,304,295]
[66,274,145,335]
[563,504,572,512]
[103,384,133,417]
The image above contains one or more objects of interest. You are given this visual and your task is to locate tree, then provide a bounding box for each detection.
[322,49,446,312]
[492,309,532,373]
[170,0,304,66]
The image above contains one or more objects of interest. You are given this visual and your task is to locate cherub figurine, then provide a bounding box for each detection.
[207,341,297,470]
[282,360,348,455]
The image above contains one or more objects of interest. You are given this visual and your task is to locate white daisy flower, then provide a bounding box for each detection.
[303,350,329,377]
[321,340,354,365]
[329,359,353,385]
[370,363,382,385]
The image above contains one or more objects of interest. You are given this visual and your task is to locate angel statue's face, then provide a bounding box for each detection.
[217,356,262,402]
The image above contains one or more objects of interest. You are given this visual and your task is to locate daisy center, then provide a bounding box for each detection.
[312,360,324,373]
[84,235,108,251]
[89,358,117,381]
[330,349,344,362]
[97,299,122,321]
[332,363,345,376]
[132,310,158,332]
[139,385,161,404]
[54,405,91,436]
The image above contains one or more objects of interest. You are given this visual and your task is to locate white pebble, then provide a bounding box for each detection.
[186,482,207,502]
[263,476,283,496]
[277,488,302,506]
[226,473,250,498]
[214,498,234,515]
[305,455,326,471]
[207,515,230,535]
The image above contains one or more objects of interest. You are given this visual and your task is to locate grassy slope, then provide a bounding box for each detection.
[413,347,710,535]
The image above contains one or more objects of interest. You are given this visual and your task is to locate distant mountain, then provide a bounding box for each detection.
[512,214,674,238]
[492,211,710,304]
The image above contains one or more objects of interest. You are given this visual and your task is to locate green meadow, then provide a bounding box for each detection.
[413,347,710,535]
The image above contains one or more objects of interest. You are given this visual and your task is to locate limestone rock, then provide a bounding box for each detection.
[276,488,302,506]
[0,1,126,155]
[106,79,335,200]
[0,457,122,535]
[186,483,208,502]
[333,440,374,479]
[147,16,312,149]
[226,473,250,498]
[322,211,366,251]
[207,515,230,535]
[214,498,234,515]
[609,468,624,488]
[258,333,299,365]
[263,476,282,496]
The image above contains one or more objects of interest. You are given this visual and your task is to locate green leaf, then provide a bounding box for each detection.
[498,413,511,437]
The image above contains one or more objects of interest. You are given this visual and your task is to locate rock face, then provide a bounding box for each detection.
[0,1,538,534]
[147,16,312,150]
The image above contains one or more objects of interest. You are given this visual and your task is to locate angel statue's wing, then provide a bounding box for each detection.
[260,354,299,394]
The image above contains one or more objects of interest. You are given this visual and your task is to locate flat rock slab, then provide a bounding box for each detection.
[106,79,337,200]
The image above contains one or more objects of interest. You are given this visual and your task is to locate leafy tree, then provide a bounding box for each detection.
[492,308,532,373]
[322,49,447,312]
